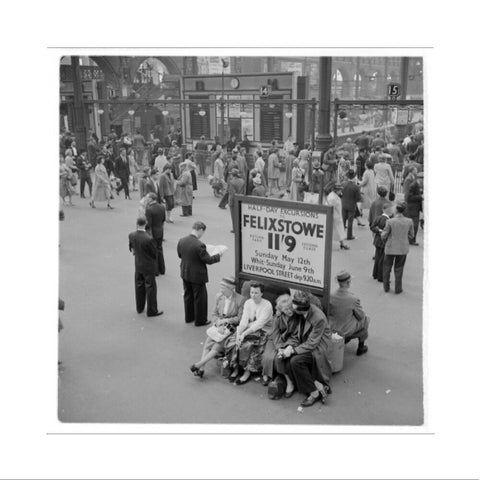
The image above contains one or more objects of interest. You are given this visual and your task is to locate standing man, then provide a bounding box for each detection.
[340,137,356,161]
[405,172,424,246]
[381,202,415,294]
[329,270,369,356]
[154,148,169,174]
[144,168,160,198]
[177,221,223,326]
[341,169,362,240]
[76,150,92,198]
[115,147,131,199]
[388,140,403,165]
[128,217,163,317]
[145,193,166,276]
[372,132,385,149]
[133,129,146,166]
[370,203,393,282]
[227,169,245,233]
[194,136,208,177]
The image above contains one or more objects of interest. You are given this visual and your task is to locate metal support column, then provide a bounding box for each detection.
[71,56,88,151]
[315,57,333,159]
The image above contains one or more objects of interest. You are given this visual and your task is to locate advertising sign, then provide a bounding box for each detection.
[234,196,333,299]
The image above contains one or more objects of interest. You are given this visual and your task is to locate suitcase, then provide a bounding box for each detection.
[330,333,345,373]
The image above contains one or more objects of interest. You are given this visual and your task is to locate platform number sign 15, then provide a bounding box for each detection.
[387,83,400,100]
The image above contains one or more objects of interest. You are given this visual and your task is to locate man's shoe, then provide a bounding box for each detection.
[395,289,403,294]
[195,321,211,327]
[346,236,356,240]
[300,392,321,407]
[218,206,227,210]
[410,242,419,246]
[356,345,368,356]
[147,311,164,317]
[384,285,390,292]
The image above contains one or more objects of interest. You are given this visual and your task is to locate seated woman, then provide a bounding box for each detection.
[261,294,298,388]
[190,276,245,378]
[273,290,333,406]
[224,282,273,385]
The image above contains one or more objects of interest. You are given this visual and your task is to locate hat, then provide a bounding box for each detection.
[346,169,356,179]
[377,185,388,195]
[179,161,187,170]
[230,168,240,177]
[220,275,236,289]
[336,270,351,282]
[232,148,239,153]
[143,166,150,174]
[312,159,321,168]
[253,175,262,185]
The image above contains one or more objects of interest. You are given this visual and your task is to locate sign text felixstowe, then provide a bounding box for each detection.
[239,200,331,289]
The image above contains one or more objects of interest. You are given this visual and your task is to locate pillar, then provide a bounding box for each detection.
[71,56,88,150]
[315,57,333,156]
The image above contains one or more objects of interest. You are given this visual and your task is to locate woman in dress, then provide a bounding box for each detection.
[90,155,114,209]
[64,148,78,198]
[177,161,193,217]
[374,153,395,193]
[223,282,273,385]
[261,294,298,388]
[158,163,175,223]
[128,147,139,192]
[325,181,349,250]
[190,276,245,378]
[59,155,74,206]
[290,159,305,201]
[358,161,376,218]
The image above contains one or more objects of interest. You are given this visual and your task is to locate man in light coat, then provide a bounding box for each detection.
[381,202,415,294]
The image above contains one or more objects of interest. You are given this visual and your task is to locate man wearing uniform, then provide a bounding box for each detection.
[329,270,369,356]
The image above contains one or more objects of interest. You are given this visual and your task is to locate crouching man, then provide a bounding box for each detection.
[329,270,369,355]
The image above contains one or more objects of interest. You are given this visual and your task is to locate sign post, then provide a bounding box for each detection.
[234,195,333,312]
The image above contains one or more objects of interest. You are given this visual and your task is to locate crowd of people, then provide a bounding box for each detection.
[60,122,424,408]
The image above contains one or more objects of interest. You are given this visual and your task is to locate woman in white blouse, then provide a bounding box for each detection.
[224,282,273,385]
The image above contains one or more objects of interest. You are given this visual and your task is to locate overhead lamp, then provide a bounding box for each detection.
[162,110,169,116]
[198,109,206,117]
[128,109,135,116]
[285,112,293,119]
[97,108,104,115]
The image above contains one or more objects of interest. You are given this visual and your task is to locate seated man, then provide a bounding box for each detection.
[190,276,245,378]
[273,291,332,407]
[329,270,369,356]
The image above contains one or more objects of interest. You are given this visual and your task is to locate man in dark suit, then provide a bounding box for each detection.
[145,193,166,276]
[115,147,131,199]
[341,169,362,240]
[370,203,393,282]
[128,217,163,317]
[405,172,423,245]
[177,221,223,326]
[381,202,415,294]
[144,168,160,198]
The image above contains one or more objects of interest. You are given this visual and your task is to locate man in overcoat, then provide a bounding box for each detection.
[273,291,332,407]
[115,147,131,199]
[145,193,166,276]
[341,169,362,240]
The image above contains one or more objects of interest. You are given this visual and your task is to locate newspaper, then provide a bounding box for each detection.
[206,244,228,256]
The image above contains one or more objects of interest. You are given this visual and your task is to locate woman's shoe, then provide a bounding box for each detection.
[89,201,96,208]
[235,374,252,385]
[261,376,271,386]
[228,370,239,383]
[284,388,296,399]
[340,243,350,250]
[107,204,114,209]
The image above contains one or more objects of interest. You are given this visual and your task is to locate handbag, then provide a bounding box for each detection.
[206,324,233,343]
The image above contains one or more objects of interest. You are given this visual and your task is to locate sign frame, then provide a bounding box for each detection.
[234,195,334,311]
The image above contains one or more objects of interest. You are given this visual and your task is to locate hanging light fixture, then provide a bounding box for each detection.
[198,103,206,116]
[285,111,293,119]
[128,109,135,116]
[97,108,104,115]
[162,110,169,116]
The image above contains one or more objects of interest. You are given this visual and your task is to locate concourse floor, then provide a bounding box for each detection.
[58,177,424,425]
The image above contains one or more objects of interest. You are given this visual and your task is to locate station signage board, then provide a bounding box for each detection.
[234,196,333,303]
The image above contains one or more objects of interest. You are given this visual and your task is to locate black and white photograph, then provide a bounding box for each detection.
[57,54,425,425]
[2,2,479,478]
